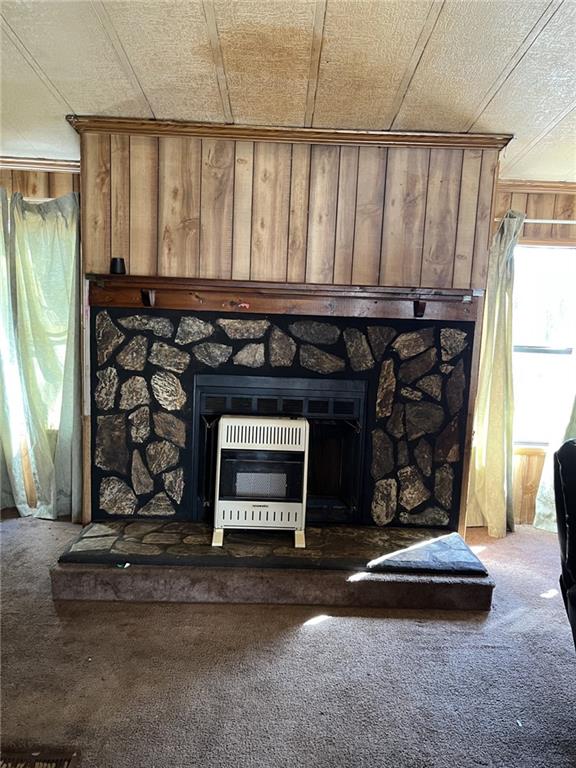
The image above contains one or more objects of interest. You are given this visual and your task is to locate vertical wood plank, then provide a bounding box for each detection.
[380,147,429,287]
[470,150,498,289]
[12,170,50,197]
[48,172,74,198]
[352,147,387,285]
[494,191,512,221]
[231,141,254,280]
[110,134,130,269]
[287,144,311,283]
[333,146,359,285]
[0,169,13,194]
[129,135,158,275]
[73,173,80,194]
[305,145,339,284]
[421,149,463,288]
[82,133,110,274]
[251,142,291,282]
[158,136,201,277]
[510,192,528,214]
[523,193,555,240]
[552,193,576,241]
[199,139,234,279]
[452,149,482,289]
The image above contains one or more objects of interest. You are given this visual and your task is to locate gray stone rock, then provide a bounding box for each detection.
[84,522,123,537]
[95,367,118,411]
[399,507,450,526]
[99,477,137,516]
[118,315,173,338]
[151,371,186,410]
[192,342,233,368]
[371,479,397,526]
[371,429,394,480]
[386,404,405,439]
[112,539,164,555]
[397,439,409,468]
[446,359,466,416]
[131,450,154,495]
[405,402,445,439]
[70,536,117,552]
[398,465,431,511]
[95,311,125,365]
[128,406,150,443]
[401,387,422,401]
[343,328,374,371]
[441,328,468,361]
[399,347,437,384]
[175,316,214,344]
[124,521,163,537]
[116,335,148,371]
[392,328,435,359]
[367,326,396,360]
[440,364,454,375]
[300,345,345,374]
[233,343,265,368]
[142,532,183,545]
[153,412,186,448]
[149,342,191,373]
[216,318,270,339]
[138,492,175,517]
[435,417,460,463]
[435,464,454,509]
[417,374,443,401]
[376,360,396,418]
[95,415,128,473]
[119,376,150,410]
[289,320,340,345]
[163,467,184,504]
[269,326,297,367]
[146,440,179,475]
[414,439,433,477]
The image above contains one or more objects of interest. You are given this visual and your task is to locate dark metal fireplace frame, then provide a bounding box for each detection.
[191,375,367,524]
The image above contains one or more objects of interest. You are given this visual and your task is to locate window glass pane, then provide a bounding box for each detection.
[513,246,576,349]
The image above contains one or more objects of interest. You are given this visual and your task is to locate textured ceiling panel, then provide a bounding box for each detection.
[103,0,225,122]
[471,2,576,169]
[313,0,434,129]
[0,29,79,159]
[213,0,317,125]
[1,0,151,117]
[392,0,551,132]
[501,109,576,182]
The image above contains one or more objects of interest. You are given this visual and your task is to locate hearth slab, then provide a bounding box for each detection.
[51,562,494,610]
[58,523,488,575]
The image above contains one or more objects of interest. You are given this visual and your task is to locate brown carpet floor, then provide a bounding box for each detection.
[1,514,574,768]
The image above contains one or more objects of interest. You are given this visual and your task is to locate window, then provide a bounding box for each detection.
[512,245,576,445]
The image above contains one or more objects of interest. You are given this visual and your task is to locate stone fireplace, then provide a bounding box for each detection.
[92,306,473,532]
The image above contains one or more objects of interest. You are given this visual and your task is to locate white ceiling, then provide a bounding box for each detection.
[1,0,575,181]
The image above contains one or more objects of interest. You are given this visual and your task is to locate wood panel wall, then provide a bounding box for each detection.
[0,168,80,198]
[495,181,576,245]
[81,131,500,290]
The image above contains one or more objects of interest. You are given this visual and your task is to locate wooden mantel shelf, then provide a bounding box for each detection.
[88,275,479,321]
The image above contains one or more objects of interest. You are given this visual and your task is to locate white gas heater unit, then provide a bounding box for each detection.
[212,415,309,548]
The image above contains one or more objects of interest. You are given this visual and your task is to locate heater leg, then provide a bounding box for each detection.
[294,530,306,549]
[212,528,224,547]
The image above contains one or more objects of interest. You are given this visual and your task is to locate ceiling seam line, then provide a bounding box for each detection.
[503,103,576,173]
[388,0,445,130]
[304,0,327,128]
[88,0,155,119]
[201,0,233,124]
[0,16,74,112]
[465,0,565,132]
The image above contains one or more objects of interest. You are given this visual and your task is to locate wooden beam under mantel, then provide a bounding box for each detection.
[67,115,512,150]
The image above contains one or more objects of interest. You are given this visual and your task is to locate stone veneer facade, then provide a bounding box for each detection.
[91,308,473,530]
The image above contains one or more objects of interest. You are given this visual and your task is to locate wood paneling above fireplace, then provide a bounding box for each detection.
[76,118,509,291]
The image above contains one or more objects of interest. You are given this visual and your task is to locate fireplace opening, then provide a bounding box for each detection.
[192,375,367,524]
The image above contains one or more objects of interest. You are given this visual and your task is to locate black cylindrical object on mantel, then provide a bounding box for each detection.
[110,257,126,275]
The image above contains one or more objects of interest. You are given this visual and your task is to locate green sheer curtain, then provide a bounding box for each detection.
[0,191,81,520]
[466,210,525,538]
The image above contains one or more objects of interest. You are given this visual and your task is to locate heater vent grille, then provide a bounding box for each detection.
[221,416,308,451]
